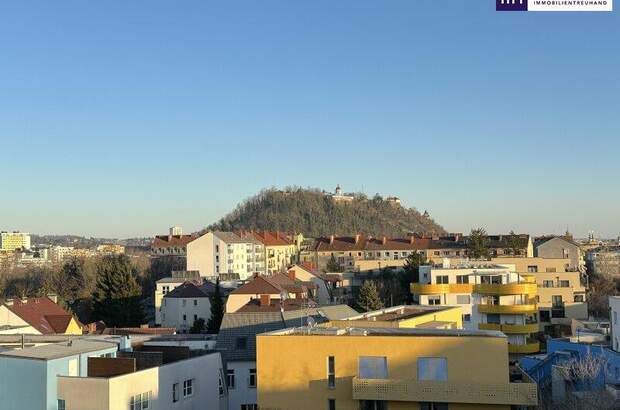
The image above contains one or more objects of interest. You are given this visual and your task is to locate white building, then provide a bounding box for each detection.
[186,232,265,279]
[154,271,202,326]
[161,282,213,333]
[0,231,31,251]
[610,296,620,352]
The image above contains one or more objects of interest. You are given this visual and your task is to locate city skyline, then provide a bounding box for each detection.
[1,1,618,238]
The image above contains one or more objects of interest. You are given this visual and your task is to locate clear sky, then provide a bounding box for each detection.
[1,1,618,239]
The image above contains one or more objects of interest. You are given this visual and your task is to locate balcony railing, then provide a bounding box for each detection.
[474,283,537,296]
[508,340,540,354]
[410,283,473,294]
[478,322,539,334]
[352,377,537,406]
[477,303,537,314]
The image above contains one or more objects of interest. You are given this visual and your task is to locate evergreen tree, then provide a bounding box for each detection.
[92,255,144,327]
[190,318,206,334]
[400,252,428,303]
[505,230,521,256]
[468,228,490,259]
[357,280,384,311]
[60,257,86,306]
[325,254,342,272]
[207,278,224,333]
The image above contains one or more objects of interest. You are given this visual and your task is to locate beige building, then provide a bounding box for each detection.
[243,231,299,274]
[257,326,537,410]
[0,231,31,251]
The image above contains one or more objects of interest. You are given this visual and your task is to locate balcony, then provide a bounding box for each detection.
[410,283,473,295]
[477,303,537,314]
[508,340,540,354]
[473,283,537,296]
[478,322,539,334]
[352,377,537,406]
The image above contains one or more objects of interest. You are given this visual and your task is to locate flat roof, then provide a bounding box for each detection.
[0,339,117,360]
[261,326,506,338]
[345,305,457,322]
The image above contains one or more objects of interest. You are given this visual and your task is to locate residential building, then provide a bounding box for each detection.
[152,227,198,257]
[95,244,125,254]
[217,305,358,410]
[0,231,31,251]
[154,271,202,326]
[286,264,336,305]
[243,231,298,274]
[611,296,620,352]
[493,257,588,336]
[224,273,316,313]
[534,235,584,271]
[57,351,227,410]
[0,296,83,335]
[161,282,214,333]
[411,262,540,353]
[586,246,620,277]
[186,231,265,279]
[0,339,119,410]
[329,305,463,330]
[257,326,538,409]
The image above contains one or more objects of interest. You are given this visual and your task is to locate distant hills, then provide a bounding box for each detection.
[206,187,445,238]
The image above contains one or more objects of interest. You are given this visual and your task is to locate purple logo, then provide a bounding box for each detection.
[497,0,528,11]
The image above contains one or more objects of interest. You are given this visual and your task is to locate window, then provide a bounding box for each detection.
[420,403,448,410]
[527,265,538,273]
[235,337,247,350]
[462,314,471,322]
[57,400,66,410]
[226,369,235,389]
[456,295,470,304]
[486,314,500,324]
[193,314,198,321]
[328,399,336,410]
[327,356,336,388]
[417,357,447,381]
[559,280,570,288]
[552,295,563,307]
[542,280,554,288]
[183,379,193,397]
[574,294,585,302]
[358,356,388,379]
[248,368,257,388]
[241,405,258,410]
[218,374,224,396]
[545,267,557,273]
[173,383,179,402]
[182,299,187,307]
[540,310,551,322]
[615,311,618,325]
[183,314,187,322]
[130,392,151,410]
[456,275,469,284]
[360,401,387,410]
[435,275,449,284]
[194,299,198,306]
[68,358,78,377]
[428,296,441,306]
[434,251,440,256]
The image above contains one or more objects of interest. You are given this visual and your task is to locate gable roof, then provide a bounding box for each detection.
[229,276,283,295]
[245,231,293,247]
[534,235,579,248]
[152,234,197,248]
[164,282,210,299]
[5,297,78,335]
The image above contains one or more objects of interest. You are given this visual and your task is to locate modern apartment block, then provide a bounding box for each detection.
[412,263,540,354]
[0,339,119,410]
[186,231,265,279]
[0,231,31,251]
[257,326,537,409]
[57,351,227,410]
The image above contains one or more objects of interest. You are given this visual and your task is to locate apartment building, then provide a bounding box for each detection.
[412,263,540,354]
[152,227,198,257]
[243,231,299,274]
[0,339,119,410]
[534,235,583,271]
[0,296,83,335]
[160,282,214,333]
[494,257,588,334]
[329,305,463,330]
[0,231,31,251]
[57,351,227,410]
[257,326,537,410]
[587,247,620,276]
[610,296,620,351]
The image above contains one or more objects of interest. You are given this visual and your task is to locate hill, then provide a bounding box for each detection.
[206,187,445,237]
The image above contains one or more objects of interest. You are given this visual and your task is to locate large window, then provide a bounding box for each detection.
[249,368,257,388]
[358,356,388,379]
[420,403,448,410]
[183,379,193,397]
[456,275,469,284]
[57,400,66,410]
[417,357,448,381]
[360,401,387,410]
[226,369,235,389]
[435,275,449,284]
[241,405,258,410]
[428,296,441,306]
[327,356,336,388]
[328,399,336,410]
[130,392,151,410]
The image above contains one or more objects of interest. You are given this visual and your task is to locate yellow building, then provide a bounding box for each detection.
[257,327,537,410]
[247,231,298,274]
[328,305,463,330]
[0,231,31,251]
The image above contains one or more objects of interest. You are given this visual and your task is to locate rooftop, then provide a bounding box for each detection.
[262,326,506,338]
[345,305,458,322]
[0,339,117,360]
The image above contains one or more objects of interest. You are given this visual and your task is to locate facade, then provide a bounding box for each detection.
[161,282,213,333]
[587,247,620,277]
[0,296,83,335]
[152,227,198,257]
[57,352,227,410]
[0,231,31,251]
[611,296,620,351]
[244,231,298,274]
[534,236,583,272]
[0,339,119,410]
[257,326,537,410]
[330,305,463,330]
[286,264,334,305]
[412,263,540,353]
[186,231,265,279]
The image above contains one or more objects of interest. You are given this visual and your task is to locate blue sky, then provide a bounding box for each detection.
[1,1,618,238]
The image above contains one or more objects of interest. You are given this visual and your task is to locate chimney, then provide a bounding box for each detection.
[288,270,296,281]
[5,298,13,306]
[382,236,387,245]
[21,297,28,304]
[329,235,335,245]
[47,294,58,304]
[355,234,360,244]
[260,294,271,307]
[409,236,415,245]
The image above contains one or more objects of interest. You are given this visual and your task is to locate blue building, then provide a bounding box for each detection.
[0,339,121,410]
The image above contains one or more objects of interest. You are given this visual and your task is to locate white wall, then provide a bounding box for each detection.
[186,233,215,277]
[155,280,186,325]
[226,360,257,410]
[161,296,212,333]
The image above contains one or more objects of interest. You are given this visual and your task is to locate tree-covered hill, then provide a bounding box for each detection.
[206,187,445,237]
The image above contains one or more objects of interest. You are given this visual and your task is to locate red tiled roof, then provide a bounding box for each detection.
[152,234,198,248]
[236,298,318,313]
[6,297,76,334]
[230,276,284,295]
[245,231,292,247]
